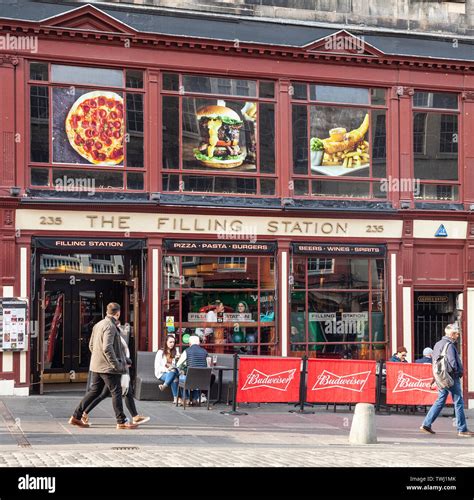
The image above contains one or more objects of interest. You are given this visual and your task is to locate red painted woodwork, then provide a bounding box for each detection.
[413,246,464,284]
[0,59,16,194]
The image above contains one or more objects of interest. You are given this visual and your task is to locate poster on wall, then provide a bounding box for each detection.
[52,87,125,166]
[0,299,28,351]
[182,98,257,171]
[309,108,370,177]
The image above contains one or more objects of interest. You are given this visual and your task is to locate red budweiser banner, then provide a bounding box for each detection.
[306,359,377,403]
[236,357,301,403]
[385,362,453,405]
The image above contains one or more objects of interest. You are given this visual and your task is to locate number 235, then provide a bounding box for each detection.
[40,216,62,225]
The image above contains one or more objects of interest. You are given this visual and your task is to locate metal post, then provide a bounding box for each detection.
[221,353,247,416]
[375,359,382,413]
[289,356,314,414]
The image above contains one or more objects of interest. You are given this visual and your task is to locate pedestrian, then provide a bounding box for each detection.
[420,324,474,437]
[155,334,180,404]
[68,302,138,429]
[415,347,433,364]
[389,346,408,362]
[176,335,212,406]
[81,322,150,426]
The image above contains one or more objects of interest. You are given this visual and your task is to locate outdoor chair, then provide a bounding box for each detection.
[135,351,173,401]
[177,367,213,410]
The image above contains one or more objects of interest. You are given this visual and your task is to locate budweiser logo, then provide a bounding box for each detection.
[392,371,436,394]
[241,368,296,391]
[311,370,371,393]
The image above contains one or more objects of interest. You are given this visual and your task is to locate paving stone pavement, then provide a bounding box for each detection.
[0,395,472,467]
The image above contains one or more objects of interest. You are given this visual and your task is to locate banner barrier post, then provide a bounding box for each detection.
[221,353,248,416]
[375,360,383,413]
[289,356,315,414]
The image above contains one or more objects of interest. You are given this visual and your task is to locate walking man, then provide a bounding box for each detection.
[69,302,138,429]
[420,324,474,437]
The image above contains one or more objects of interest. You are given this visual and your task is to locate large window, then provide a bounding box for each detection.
[29,62,145,192]
[161,74,276,196]
[291,84,387,199]
[412,91,459,201]
[290,255,386,359]
[162,254,277,354]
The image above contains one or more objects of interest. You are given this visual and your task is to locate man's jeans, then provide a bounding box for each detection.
[159,370,179,398]
[73,371,127,424]
[423,378,468,432]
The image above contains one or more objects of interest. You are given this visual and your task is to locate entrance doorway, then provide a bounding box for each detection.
[32,255,142,394]
[40,279,124,381]
[414,292,460,360]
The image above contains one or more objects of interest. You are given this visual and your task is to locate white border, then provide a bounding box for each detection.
[281,251,288,357]
[390,253,397,356]
[152,248,159,352]
[402,287,412,362]
[20,247,27,298]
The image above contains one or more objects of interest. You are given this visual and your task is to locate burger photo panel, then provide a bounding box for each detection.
[53,87,124,166]
[182,97,257,171]
[309,106,370,177]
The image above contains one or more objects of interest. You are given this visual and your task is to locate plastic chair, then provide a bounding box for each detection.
[177,367,213,410]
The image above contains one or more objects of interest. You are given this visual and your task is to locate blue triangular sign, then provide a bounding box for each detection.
[435,224,448,237]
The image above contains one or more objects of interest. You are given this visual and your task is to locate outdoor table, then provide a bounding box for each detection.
[211,365,233,404]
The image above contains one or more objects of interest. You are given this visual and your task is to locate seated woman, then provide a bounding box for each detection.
[154,335,180,404]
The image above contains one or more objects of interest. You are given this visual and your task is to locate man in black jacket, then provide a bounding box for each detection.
[68,302,138,429]
[420,324,473,437]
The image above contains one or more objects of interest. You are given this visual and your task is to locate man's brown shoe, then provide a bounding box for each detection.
[419,425,435,434]
[457,431,474,437]
[116,420,139,429]
[68,416,90,428]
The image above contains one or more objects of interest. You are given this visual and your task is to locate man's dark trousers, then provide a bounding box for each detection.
[73,371,127,424]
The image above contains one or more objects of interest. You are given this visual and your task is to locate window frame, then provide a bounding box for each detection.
[289,254,387,360]
[162,252,278,355]
[412,90,461,203]
[290,82,389,200]
[160,72,278,197]
[28,61,146,192]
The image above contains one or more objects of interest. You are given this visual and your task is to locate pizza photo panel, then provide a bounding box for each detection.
[53,88,124,166]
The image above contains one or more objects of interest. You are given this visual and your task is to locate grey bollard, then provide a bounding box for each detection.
[349,403,378,444]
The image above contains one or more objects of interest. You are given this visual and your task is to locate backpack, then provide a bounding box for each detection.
[433,342,454,390]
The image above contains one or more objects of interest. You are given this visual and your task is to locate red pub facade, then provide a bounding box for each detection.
[0,2,473,405]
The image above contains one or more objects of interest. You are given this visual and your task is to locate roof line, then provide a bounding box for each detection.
[39,3,138,32]
[83,0,474,44]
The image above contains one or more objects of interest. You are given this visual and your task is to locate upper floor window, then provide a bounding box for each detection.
[412,91,459,202]
[291,84,387,199]
[161,73,276,196]
[29,62,145,192]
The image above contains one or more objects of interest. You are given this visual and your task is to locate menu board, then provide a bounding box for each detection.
[0,299,28,351]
